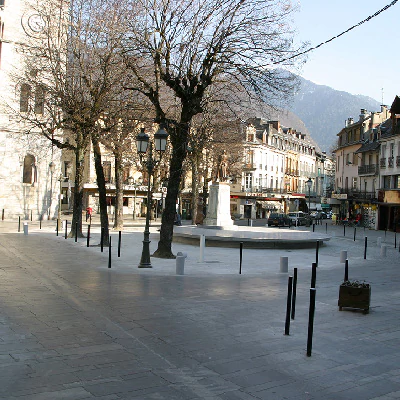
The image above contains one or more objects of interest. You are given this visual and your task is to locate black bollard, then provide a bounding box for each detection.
[65,220,68,239]
[315,241,319,267]
[87,225,91,247]
[291,268,298,320]
[311,262,317,289]
[284,275,293,335]
[306,288,317,357]
[353,227,356,241]
[18,216,21,232]
[56,220,59,236]
[364,236,367,259]
[325,222,327,233]
[239,242,243,274]
[312,224,315,232]
[39,215,42,229]
[108,236,112,268]
[30,210,32,221]
[2,209,4,221]
[118,231,121,257]
[101,227,104,252]
[343,224,346,237]
[344,259,349,281]
[75,222,78,242]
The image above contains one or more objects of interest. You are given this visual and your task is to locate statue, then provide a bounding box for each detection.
[217,150,229,182]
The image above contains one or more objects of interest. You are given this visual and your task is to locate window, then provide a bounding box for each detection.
[103,161,111,183]
[20,84,31,112]
[383,176,391,189]
[0,1,4,8]
[245,173,252,190]
[34,85,45,114]
[352,177,357,190]
[23,154,36,184]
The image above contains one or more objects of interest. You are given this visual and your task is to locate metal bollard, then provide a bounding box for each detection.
[291,268,298,320]
[344,259,349,281]
[364,236,368,259]
[315,240,319,267]
[176,251,187,275]
[87,225,91,247]
[280,256,288,273]
[307,288,317,357]
[239,242,243,274]
[340,250,347,263]
[118,231,121,257]
[353,227,356,241]
[311,262,317,289]
[284,275,293,335]
[108,236,112,268]
[23,222,28,235]
[380,245,387,258]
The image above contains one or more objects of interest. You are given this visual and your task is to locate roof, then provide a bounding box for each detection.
[355,142,380,153]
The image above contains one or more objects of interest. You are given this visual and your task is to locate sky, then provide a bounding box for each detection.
[292,0,399,105]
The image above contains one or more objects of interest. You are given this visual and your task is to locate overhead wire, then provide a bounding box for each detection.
[274,0,398,65]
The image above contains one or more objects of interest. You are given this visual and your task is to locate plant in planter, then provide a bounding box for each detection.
[338,280,371,314]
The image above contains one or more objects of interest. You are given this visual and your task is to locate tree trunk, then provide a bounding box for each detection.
[113,151,124,231]
[191,152,200,225]
[153,128,187,259]
[69,146,85,238]
[92,136,110,246]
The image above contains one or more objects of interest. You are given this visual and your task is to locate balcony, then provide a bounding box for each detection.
[358,164,379,176]
[380,157,386,168]
[243,163,256,171]
[339,189,377,201]
[388,157,394,168]
[397,156,400,167]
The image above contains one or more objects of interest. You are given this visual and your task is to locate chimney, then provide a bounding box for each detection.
[359,109,366,121]
[347,117,354,126]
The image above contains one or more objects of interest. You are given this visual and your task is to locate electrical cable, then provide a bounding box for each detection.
[274,0,398,65]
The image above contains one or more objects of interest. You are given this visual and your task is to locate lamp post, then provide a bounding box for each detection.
[306,177,312,214]
[136,125,168,268]
[58,173,64,231]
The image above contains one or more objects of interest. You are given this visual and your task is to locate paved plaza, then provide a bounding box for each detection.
[0,218,399,399]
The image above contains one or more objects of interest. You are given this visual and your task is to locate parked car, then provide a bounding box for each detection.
[267,213,291,227]
[288,211,307,226]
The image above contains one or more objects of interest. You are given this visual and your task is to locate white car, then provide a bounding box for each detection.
[287,211,307,226]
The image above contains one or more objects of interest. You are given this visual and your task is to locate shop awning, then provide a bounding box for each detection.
[256,200,281,209]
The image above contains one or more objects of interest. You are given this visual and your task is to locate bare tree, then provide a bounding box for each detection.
[10,0,131,241]
[122,0,305,258]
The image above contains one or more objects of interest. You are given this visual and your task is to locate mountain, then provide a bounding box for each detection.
[286,77,382,152]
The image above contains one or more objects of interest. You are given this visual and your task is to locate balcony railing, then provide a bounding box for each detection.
[339,189,377,201]
[397,156,400,167]
[358,164,379,175]
[388,157,394,168]
[380,157,386,168]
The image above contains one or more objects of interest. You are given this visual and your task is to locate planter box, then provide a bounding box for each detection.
[338,285,371,314]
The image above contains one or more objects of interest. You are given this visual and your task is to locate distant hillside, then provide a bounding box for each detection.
[286,77,382,152]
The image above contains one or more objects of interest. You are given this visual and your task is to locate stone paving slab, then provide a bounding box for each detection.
[0,219,399,399]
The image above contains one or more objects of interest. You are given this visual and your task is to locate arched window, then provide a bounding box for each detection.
[20,83,31,112]
[23,154,36,184]
[34,85,45,114]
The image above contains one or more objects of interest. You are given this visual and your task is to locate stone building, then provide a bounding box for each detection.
[0,0,61,220]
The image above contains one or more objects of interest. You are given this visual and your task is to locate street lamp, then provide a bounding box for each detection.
[306,177,312,214]
[136,125,168,268]
[58,173,64,230]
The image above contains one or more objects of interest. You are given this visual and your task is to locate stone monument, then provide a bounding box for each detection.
[203,151,234,228]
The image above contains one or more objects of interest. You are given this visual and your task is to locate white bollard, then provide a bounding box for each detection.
[377,237,382,247]
[340,250,347,263]
[280,256,288,273]
[380,245,387,258]
[23,222,28,235]
[199,234,205,262]
[250,219,253,227]
[176,251,187,275]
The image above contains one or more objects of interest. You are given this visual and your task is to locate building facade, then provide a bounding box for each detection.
[0,0,62,220]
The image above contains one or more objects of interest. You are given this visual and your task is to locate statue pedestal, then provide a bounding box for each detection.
[203,182,234,228]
